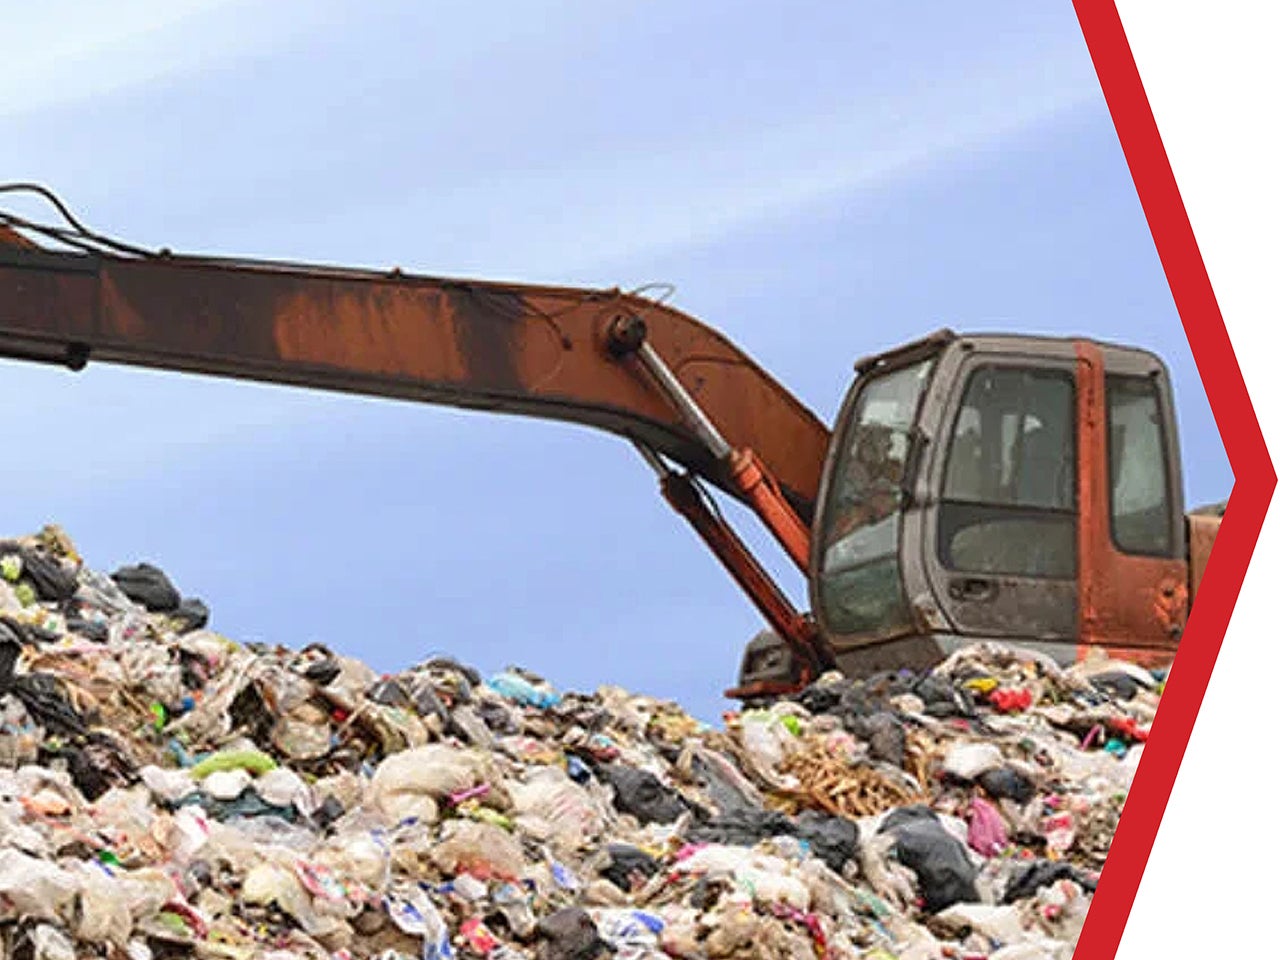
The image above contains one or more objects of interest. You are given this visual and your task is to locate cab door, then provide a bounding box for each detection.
[1074,341,1188,660]
[912,342,1080,640]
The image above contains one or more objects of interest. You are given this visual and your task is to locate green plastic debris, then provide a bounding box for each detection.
[190,748,278,779]
[153,911,192,936]
[461,804,513,831]
[0,554,21,582]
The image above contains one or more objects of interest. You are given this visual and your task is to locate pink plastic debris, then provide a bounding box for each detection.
[967,795,1008,857]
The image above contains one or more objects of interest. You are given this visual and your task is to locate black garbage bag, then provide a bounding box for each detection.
[880,804,938,832]
[0,635,22,681]
[797,679,859,717]
[879,806,979,912]
[228,681,274,747]
[912,675,977,719]
[1003,859,1098,903]
[688,806,794,847]
[172,597,210,633]
[63,614,109,643]
[792,810,861,873]
[536,907,614,960]
[598,764,686,824]
[689,750,758,814]
[797,677,883,728]
[0,616,56,648]
[111,563,181,612]
[11,673,88,737]
[851,711,907,767]
[303,658,342,686]
[412,683,451,726]
[423,656,481,696]
[367,678,413,709]
[688,806,860,873]
[43,732,136,802]
[17,548,78,602]
[310,794,346,831]
[600,844,660,893]
[476,698,520,735]
[978,766,1037,805]
[1090,671,1148,702]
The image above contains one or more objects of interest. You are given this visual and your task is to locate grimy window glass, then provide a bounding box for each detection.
[939,366,1075,578]
[1106,375,1174,555]
[818,359,933,636]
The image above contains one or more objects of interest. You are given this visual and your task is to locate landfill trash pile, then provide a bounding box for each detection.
[0,526,1163,959]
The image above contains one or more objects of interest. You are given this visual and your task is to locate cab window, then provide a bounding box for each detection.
[939,366,1075,578]
[1107,375,1174,555]
[817,359,934,636]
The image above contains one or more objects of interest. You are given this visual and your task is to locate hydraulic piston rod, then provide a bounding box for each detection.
[608,313,812,571]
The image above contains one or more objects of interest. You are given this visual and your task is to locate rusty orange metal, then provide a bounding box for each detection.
[1187,511,1222,604]
[727,448,813,571]
[1075,341,1188,664]
[0,246,830,521]
[657,470,831,689]
[0,226,36,250]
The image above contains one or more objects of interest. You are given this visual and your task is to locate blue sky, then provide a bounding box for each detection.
[3,1,1231,720]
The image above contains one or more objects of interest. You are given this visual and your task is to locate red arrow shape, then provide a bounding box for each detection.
[1071,3,1275,956]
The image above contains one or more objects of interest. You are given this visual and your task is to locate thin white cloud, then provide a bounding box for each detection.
[293,40,1107,281]
[0,0,315,118]
[499,58,1104,276]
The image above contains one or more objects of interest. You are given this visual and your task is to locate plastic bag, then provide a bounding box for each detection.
[0,849,76,920]
[29,924,76,960]
[879,806,979,913]
[511,767,607,848]
[110,563,181,612]
[370,744,487,824]
[241,860,347,937]
[71,862,134,947]
[386,883,454,959]
[256,766,309,808]
[488,670,561,708]
[942,742,1004,781]
[430,820,526,880]
[738,710,794,775]
[966,796,1008,857]
[140,765,197,803]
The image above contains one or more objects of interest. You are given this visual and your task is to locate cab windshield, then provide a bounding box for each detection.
[816,358,934,637]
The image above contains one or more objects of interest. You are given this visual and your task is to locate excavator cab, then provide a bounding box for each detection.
[814,330,1189,675]
[740,330,1196,692]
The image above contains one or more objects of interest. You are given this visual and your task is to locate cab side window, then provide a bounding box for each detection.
[1106,375,1174,556]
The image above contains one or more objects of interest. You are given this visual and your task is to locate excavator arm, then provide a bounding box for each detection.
[0,189,835,685]
[0,229,827,516]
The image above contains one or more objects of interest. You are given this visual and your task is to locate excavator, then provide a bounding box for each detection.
[0,185,1221,700]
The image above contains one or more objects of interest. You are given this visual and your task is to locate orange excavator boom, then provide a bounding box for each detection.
[0,189,834,678]
[0,229,827,515]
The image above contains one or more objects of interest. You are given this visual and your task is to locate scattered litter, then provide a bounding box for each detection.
[0,527,1154,958]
